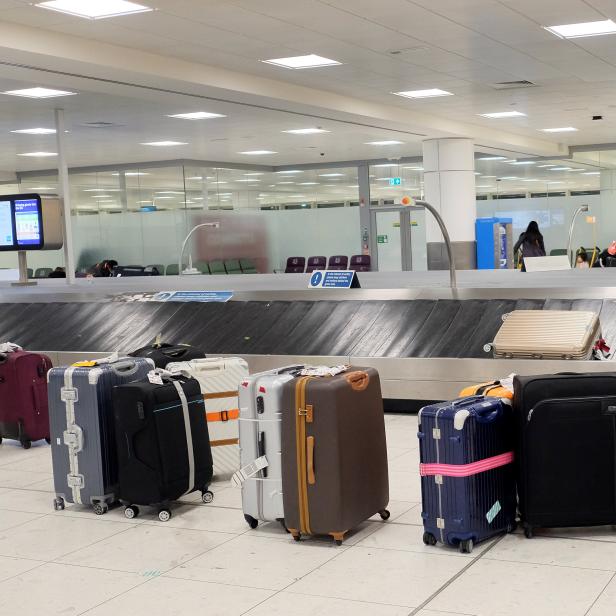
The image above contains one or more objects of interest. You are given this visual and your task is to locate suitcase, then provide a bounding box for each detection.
[238,365,304,530]
[418,396,517,553]
[281,366,390,545]
[129,342,205,369]
[459,380,513,400]
[112,372,214,522]
[514,372,616,537]
[0,349,52,448]
[487,310,600,360]
[48,356,154,514]
[166,357,249,478]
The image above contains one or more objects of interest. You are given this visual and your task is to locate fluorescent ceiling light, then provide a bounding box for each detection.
[298,182,319,185]
[479,111,526,119]
[375,178,393,181]
[29,187,56,191]
[537,164,556,168]
[276,170,303,174]
[510,161,536,165]
[92,194,113,198]
[187,176,203,180]
[403,166,424,170]
[540,127,578,133]
[154,196,174,200]
[17,151,57,157]
[372,163,398,168]
[235,179,261,182]
[549,167,572,171]
[277,181,295,185]
[283,128,330,134]
[319,173,344,177]
[394,88,453,99]
[239,150,277,155]
[11,127,56,135]
[583,172,601,175]
[156,191,184,194]
[4,87,76,99]
[499,176,519,180]
[365,140,404,146]
[141,141,188,146]
[521,179,542,182]
[168,111,225,120]
[545,19,616,39]
[244,172,264,176]
[263,54,341,69]
[480,176,497,178]
[83,188,121,192]
[36,0,152,20]
[478,156,507,161]
[476,185,495,188]
[111,172,150,176]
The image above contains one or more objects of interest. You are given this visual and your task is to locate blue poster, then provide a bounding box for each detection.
[308,270,360,289]
[153,291,233,303]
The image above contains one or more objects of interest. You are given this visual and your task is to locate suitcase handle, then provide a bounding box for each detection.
[258,431,268,478]
[475,404,503,424]
[307,436,315,485]
[453,396,484,406]
[345,371,370,391]
[111,360,140,375]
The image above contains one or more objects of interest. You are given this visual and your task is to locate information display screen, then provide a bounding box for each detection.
[0,195,44,251]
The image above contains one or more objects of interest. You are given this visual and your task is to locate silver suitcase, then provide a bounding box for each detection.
[239,365,303,529]
[487,310,600,360]
[49,356,154,514]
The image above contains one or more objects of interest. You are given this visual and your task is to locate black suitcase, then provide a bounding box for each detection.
[514,372,616,537]
[112,373,214,522]
[129,342,205,368]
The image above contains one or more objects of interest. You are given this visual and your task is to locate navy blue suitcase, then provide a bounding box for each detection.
[418,396,517,553]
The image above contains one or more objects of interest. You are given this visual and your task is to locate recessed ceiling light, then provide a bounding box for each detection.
[549,167,572,171]
[521,179,542,182]
[277,181,295,185]
[540,127,578,133]
[92,194,113,198]
[29,186,56,191]
[276,170,303,174]
[365,140,404,146]
[239,150,277,155]
[583,171,601,175]
[4,87,76,99]
[319,173,344,177]
[187,176,203,180]
[262,54,341,69]
[510,161,536,165]
[244,172,264,176]
[537,165,556,168]
[156,191,184,194]
[283,128,330,134]
[168,111,226,120]
[141,141,188,146]
[154,196,175,200]
[476,185,495,188]
[479,111,526,118]
[545,20,616,39]
[235,179,262,182]
[375,178,393,181]
[36,0,152,20]
[111,172,150,176]
[403,166,424,170]
[17,151,57,157]
[11,127,56,135]
[480,176,497,178]
[499,176,520,180]
[372,163,398,168]
[393,89,453,99]
[478,156,507,161]
[83,188,122,192]
[298,182,319,185]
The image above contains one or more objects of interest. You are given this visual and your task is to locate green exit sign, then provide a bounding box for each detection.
[389,177,402,186]
[377,235,389,244]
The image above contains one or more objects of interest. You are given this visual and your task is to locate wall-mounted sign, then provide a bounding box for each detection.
[377,235,389,244]
[389,177,402,186]
[153,291,233,303]
[308,270,361,289]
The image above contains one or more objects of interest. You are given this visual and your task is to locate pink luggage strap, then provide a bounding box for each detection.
[420,451,514,478]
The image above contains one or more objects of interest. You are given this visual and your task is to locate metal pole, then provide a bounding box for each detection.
[415,200,457,289]
[54,108,75,283]
[179,222,220,275]
[567,205,589,267]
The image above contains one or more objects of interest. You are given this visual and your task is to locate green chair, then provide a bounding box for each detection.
[194,261,211,274]
[549,249,567,256]
[35,267,52,278]
[165,264,179,276]
[208,260,226,275]
[224,259,242,275]
[27,268,33,279]
[239,258,258,274]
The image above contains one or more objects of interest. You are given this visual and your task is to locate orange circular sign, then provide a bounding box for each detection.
[401,196,413,206]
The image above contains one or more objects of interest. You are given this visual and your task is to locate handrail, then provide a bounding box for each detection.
[567,205,589,267]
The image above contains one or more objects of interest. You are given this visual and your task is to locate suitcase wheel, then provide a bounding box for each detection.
[53,497,65,512]
[422,532,437,546]
[45,438,51,445]
[459,539,474,554]
[379,509,391,521]
[93,503,108,516]
[124,506,140,520]
[202,490,214,504]
[483,344,493,353]
[0,437,3,445]
[278,519,290,533]
[292,532,301,542]
[524,526,534,539]
[158,509,172,522]
[20,439,31,450]
[244,514,258,529]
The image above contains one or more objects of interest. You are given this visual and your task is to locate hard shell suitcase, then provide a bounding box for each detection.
[459,380,513,400]
[487,310,600,360]
[48,356,154,514]
[112,372,214,522]
[418,397,517,553]
[0,349,52,448]
[166,357,249,478]
[281,367,390,545]
[514,372,616,537]
[129,342,205,369]
[238,365,304,530]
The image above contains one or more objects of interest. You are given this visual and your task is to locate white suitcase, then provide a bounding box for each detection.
[239,365,304,529]
[167,357,249,478]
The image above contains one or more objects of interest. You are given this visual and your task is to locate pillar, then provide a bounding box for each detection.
[422,138,477,270]
[357,163,372,259]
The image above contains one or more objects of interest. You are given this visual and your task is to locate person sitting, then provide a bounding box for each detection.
[513,221,546,272]
[575,250,590,269]
[599,241,616,267]
[48,267,66,278]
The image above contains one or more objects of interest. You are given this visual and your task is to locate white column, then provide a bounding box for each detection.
[422,138,477,269]
[54,108,75,283]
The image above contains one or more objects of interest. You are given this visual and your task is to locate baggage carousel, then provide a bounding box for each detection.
[2,269,616,406]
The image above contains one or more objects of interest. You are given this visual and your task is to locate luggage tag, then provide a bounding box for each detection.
[72,352,120,367]
[230,456,269,488]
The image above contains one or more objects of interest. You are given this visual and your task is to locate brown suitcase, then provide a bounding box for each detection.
[281,367,390,545]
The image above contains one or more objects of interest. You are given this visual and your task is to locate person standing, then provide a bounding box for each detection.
[513,221,546,272]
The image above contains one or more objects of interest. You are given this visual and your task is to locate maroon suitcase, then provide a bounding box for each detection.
[0,351,52,449]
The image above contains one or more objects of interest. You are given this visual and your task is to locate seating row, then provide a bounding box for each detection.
[284,254,371,273]
[154,259,257,276]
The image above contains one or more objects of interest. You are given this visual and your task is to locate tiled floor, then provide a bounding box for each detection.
[1,413,615,615]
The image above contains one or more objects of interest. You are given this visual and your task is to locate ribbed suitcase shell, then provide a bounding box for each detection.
[418,397,517,549]
[239,366,302,528]
[0,351,52,446]
[491,310,599,359]
[48,357,154,511]
[167,357,248,478]
[281,367,389,544]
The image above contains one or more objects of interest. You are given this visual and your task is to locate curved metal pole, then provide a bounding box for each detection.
[179,222,220,275]
[567,205,589,267]
[414,200,457,289]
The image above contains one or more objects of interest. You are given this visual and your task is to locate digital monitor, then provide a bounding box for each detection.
[0,194,44,251]
[0,201,13,247]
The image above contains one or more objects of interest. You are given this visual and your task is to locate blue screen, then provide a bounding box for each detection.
[14,198,41,246]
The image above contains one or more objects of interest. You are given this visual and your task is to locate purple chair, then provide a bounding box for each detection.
[305,256,327,273]
[284,256,305,273]
[350,255,371,272]
[327,255,348,270]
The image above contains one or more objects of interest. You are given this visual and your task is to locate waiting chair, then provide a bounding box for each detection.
[224,259,242,275]
[240,258,258,274]
[327,255,348,270]
[147,264,164,276]
[27,268,33,279]
[305,256,326,273]
[350,255,371,272]
[209,260,226,275]
[285,257,305,273]
[165,264,179,276]
[194,261,211,274]
[549,249,567,257]
[34,267,52,278]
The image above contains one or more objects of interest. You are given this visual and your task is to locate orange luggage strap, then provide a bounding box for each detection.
[206,409,240,423]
